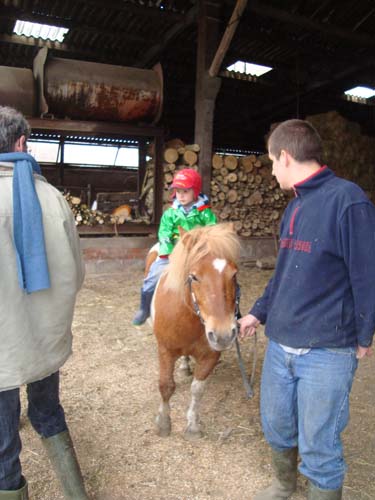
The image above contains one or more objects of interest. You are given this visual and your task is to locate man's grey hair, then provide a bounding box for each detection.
[0,106,31,153]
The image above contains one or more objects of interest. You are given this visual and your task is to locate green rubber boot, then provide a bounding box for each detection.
[132,290,153,326]
[0,477,28,499]
[41,430,89,499]
[254,448,298,499]
[308,482,343,499]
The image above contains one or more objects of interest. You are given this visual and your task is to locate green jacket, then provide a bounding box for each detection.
[158,194,217,255]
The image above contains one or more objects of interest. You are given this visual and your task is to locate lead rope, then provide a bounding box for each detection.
[234,283,257,399]
[186,275,257,399]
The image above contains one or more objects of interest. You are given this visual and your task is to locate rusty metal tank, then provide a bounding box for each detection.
[33,48,163,124]
[0,66,36,116]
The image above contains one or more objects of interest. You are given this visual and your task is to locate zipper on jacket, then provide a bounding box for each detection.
[289,206,300,235]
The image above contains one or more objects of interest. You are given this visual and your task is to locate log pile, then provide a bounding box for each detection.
[64,193,144,227]
[63,193,110,226]
[125,112,375,236]
[210,153,289,237]
[141,139,201,218]
[306,111,375,202]
[62,192,148,229]
[143,139,289,236]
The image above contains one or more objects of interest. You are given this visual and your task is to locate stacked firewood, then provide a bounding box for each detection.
[63,192,112,226]
[140,109,375,236]
[162,140,200,211]
[141,139,201,217]
[210,153,289,237]
[306,111,375,202]
[142,139,289,236]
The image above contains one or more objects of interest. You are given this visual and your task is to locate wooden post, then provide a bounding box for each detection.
[138,139,147,194]
[208,0,248,78]
[59,136,64,186]
[194,0,222,195]
[154,132,164,225]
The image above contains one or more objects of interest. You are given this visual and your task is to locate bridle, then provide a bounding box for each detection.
[185,273,257,399]
[186,273,241,326]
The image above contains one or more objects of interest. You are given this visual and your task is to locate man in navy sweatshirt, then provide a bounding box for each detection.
[239,119,375,500]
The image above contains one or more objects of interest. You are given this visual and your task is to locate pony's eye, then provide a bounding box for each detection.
[190,274,199,282]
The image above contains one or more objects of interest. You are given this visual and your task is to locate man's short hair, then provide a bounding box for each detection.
[267,119,323,164]
[0,106,31,153]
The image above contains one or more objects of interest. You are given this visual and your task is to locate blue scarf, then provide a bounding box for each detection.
[0,152,50,293]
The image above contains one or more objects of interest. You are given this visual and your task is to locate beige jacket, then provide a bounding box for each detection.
[0,165,85,391]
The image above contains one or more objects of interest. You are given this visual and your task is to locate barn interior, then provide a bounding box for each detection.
[1,4,375,499]
[0,0,375,245]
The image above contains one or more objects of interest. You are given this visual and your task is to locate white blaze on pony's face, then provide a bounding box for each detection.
[213,258,227,274]
[190,255,238,352]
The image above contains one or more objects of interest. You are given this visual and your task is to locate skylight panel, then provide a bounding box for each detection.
[226,60,272,76]
[344,86,375,99]
[13,20,69,42]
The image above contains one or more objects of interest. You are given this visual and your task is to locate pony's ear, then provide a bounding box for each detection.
[178,226,187,237]
[226,221,236,233]
[180,231,195,251]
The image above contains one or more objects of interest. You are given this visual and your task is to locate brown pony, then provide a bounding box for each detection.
[151,223,241,439]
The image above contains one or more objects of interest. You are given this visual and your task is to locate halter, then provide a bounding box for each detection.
[185,273,257,399]
[186,273,241,326]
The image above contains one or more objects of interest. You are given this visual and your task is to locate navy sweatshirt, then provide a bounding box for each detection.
[250,166,375,348]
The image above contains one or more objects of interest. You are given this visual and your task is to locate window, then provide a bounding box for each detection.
[343,86,375,105]
[63,142,139,168]
[28,139,61,163]
[344,86,375,99]
[13,20,69,42]
[28,135,140,169]
[226,61,272,76]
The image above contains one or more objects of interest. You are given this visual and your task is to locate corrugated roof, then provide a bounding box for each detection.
[0,0,374,149]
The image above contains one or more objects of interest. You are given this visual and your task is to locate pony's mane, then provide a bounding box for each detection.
[163,223,240,294]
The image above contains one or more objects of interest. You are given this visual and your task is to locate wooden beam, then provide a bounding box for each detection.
[0,34,126,66]
[194,0,222,195]
[0,33,70,51]
[251,62,375,122]
[208,0,248,78]
[249,0,375,47]
[0,2,182,22]
[78,223,158,236]
[75,0,183,21]
[28,118,164,138]
[352,8,375,32]
[0,6,70,26]
[66,25,155,47]
[135,2,198,68]
[227,22,374,70]
[153,133,164,226]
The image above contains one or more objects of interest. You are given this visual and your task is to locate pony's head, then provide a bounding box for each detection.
[164,223,241,351]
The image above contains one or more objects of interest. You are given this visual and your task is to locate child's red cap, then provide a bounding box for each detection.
[170,169,202,198]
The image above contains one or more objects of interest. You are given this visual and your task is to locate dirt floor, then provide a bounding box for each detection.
[20,265,375,500]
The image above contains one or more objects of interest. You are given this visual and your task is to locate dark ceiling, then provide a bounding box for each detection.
[0,0,375,151]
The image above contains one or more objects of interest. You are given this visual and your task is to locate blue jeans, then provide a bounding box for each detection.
[0,372,67,490]
[260,340,358,490]
[142,257,169,294]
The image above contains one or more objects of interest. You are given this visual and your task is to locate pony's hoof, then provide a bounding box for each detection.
[157,428,171,437]
[179,367,192,377]
[155,415,171,437]
[184,427,203,441]
[156,425,171,437]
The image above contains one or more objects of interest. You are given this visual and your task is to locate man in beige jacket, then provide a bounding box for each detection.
[0,106,88,499]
